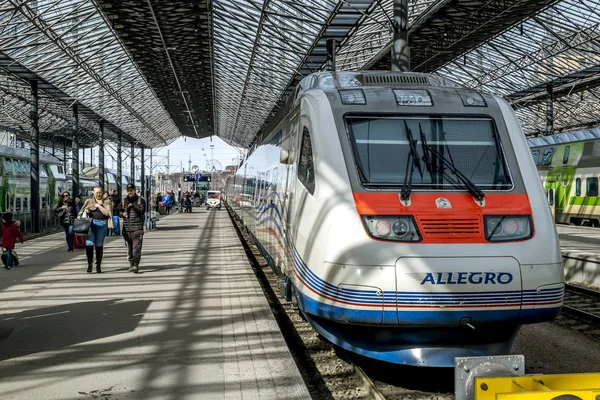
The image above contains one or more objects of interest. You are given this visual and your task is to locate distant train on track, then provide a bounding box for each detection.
[529,130,600,227]
[226,71,564,367]
[0,145,132,213]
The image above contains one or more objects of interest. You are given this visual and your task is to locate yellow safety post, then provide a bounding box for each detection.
[474,373,600,400]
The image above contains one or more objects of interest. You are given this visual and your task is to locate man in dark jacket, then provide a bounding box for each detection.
[120,183,146,273]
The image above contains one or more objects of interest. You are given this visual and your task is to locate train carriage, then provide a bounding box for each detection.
[227,71,564,367]
[529,130,600,227]
[0,145,65,213]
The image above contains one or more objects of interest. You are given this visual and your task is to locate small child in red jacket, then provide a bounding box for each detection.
[2,212,24,270]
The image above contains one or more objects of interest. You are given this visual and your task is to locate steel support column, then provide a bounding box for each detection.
[326,39,337,71]
[72,104,80,198]
[63,139,67,175]
[546,84,554,136]
[140,147,145,197]
[99,120,105,191]
[82,145,85,169]
[117,134,122,197]
[130,143,135,187]
[30,80,40,233]
[392,0,410,72]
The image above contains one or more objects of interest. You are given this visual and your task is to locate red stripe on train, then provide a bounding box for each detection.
[353,193,534,244]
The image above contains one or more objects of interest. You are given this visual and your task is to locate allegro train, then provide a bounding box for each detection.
[226,71,564,367]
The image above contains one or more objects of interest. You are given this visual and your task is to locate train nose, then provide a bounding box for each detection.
[396,256,523,327]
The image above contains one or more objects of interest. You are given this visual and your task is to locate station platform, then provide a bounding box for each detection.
[557,224,600,287]
[0,211,310,399]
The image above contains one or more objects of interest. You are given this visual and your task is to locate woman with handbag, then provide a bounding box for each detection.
[80,186,113,273]
[54,191,77,252]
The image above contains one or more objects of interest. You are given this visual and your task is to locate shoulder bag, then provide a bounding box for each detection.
[72,204,93,235]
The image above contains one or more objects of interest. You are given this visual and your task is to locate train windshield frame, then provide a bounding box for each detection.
[346,115,513,191]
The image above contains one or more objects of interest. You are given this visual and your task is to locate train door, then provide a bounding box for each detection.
[545,181,558,221]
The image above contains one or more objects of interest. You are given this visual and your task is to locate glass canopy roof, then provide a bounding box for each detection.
[0,0,179,147]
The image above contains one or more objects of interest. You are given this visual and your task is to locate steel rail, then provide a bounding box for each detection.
[563,283,600,325]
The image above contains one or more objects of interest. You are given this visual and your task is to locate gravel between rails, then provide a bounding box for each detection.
[227,206,456,399]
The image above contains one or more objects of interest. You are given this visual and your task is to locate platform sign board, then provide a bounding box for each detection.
[183,174,211,182]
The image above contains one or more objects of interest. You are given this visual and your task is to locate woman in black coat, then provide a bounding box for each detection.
[54,191,77,252]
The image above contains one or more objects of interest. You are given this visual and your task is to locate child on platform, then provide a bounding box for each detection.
[2,212,24,270]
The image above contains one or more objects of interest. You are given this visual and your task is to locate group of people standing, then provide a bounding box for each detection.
[54,183,146,274]
[156,191,175,215]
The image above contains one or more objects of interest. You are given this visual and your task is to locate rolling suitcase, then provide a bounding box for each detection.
[112,215,120,235]
[73,233,87,249]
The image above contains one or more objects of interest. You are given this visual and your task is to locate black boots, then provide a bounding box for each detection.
[128,260,134,272]
[95,246,103,273]
[86,246,94,273]
[86,246,103,273]
[132,261,139,274]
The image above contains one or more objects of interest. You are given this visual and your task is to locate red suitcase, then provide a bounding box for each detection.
[73,233,87,249]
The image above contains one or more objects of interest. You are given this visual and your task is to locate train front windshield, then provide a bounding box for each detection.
[346,116,512,190]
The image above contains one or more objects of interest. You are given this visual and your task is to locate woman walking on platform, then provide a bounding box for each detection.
[81,186,113,273]
[54,191,77,252]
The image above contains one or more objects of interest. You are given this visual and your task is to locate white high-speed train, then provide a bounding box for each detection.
[226,71,564,367]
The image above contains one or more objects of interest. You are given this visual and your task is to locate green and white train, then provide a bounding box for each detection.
[0,145,67,213]
[529,129,600,226]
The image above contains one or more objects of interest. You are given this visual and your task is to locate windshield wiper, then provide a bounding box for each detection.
[400,121,423,203]
[420,140,485,203]
[418,123,434,175]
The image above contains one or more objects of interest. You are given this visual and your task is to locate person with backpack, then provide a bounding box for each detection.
[163,192,174,215]
[2,212,24,270]
[54,191,77,252]
[120,183,146,274]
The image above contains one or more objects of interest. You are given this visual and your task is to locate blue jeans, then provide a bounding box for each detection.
[63,224,73,250]
[5,248,13,267]
[86,219,109,247]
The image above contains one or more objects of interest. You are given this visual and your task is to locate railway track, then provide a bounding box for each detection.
[563,283,600,325]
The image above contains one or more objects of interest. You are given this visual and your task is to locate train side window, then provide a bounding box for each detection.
[586,177,599,197]
[23,197,29,211]
[563,146,570,164]
[576,178,582,196]
[298,126,315,195]
[548,189,554,206]
[542,148,554,166]
[15,198,22,212]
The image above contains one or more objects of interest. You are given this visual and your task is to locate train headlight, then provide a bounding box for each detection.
[339,89,367,105]
[362,216,421,242]
[484,215,533,242]
[457,90,487,107]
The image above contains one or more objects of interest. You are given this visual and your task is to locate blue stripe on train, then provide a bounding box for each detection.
[292,247,563,306]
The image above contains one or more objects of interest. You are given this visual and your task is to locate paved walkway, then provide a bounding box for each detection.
[0,210,310,399]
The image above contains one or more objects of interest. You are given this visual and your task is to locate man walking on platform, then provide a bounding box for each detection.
[120,183,146,274]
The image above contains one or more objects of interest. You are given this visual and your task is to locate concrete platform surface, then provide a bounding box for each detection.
[0,210,310,400]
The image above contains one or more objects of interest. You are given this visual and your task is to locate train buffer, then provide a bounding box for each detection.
[455,355,600,400]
